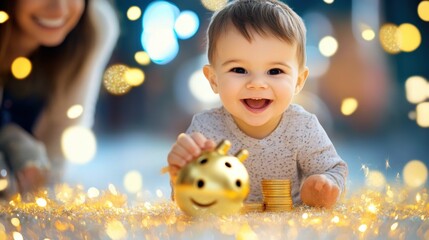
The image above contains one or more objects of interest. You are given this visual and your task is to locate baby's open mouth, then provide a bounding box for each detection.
[190,198,217,208]
[241,98,273,110]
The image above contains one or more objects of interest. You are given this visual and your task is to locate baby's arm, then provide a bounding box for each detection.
[167,132,216,179]
[298,115,348,208]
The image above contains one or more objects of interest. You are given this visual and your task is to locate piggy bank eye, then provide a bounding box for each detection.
[197,179,205,188]
[225,162,231,168]
[199,159,208,165]
[236,180,242,187]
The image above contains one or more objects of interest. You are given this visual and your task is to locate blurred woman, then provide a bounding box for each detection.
[0,0,119,195]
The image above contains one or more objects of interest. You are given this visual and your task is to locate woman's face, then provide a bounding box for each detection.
[14,0,85,47]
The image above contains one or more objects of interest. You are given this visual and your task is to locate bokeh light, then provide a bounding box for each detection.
[61,126,97,164]
[0,11,8,23]
[418,1,429,21]
[201,0,228,11]
[306,45,330,78]
[123,170,143,193]
[134,51,151,66]
[398,23,421,52]
[319,36,338,57]
[103,64,132,95]
[189,70,219,104]
[379,23,400,54]
[341,98,358,116]
[416,102,429,127]
[11,57,32,80]
[323,0,334,4]
[174,10,199,40]
[105,220,128,240]
[361,28,375,41]
[141,1,180,65]
[403,160,428,188]
[365,170,386,191]
[87,187,100,198]
[405,76,428,104]
[124,67,145,87]
[127,6,141,21]
[67,104,84,119]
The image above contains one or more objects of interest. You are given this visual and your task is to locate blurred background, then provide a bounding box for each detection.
[64,0,428,200]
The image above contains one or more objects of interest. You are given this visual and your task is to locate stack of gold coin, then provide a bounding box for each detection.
[240,202,265,214]
[261,179,293,212]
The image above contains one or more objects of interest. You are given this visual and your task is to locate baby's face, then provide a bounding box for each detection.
[204,27,308,138]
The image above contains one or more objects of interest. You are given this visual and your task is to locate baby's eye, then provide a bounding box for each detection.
[230,67,247,74]
[267,68,284,75]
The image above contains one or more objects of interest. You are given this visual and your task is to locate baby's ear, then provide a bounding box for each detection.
[295,66,309,95]
[203,64,219,94]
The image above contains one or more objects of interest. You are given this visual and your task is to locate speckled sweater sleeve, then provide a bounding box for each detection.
[297,114,348,194]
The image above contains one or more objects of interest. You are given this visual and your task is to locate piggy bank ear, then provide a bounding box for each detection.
[216,140,231,155]
[235,149,249,163]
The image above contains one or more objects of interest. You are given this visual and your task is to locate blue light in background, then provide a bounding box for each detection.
[174,10,200,40]
[141,1,180,65]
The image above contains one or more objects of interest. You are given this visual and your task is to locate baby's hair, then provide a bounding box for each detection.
[206,0,306,69]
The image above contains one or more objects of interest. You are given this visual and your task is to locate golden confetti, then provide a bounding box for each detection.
[0,183,427,239]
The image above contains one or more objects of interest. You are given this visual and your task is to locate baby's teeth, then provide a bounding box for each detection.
[37,18,65,28]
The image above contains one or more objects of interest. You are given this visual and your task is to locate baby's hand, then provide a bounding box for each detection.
[167,132,216,179]
[300,174,340,208]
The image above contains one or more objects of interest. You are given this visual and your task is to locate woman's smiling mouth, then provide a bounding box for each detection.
[190,198,217,208]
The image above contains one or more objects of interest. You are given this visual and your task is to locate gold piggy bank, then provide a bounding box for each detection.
[174,140,249,216]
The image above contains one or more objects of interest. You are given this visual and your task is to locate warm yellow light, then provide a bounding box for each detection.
[319,36,338,57]
[134,51,151,65]
[365,171,386,190]
[379,23,400,54]
[156,189,163,198]
[390,222,399,231]
[323,0,334,4]
[123,171,143,193]
[36,198,47,207]
[105,220,128,240]
[201,0,228,11]
[127,6,141,21]
[0,11,9,23]
[11,57,32,79]
[418,1,429,21]
[13,232,23,240]
[0,175,8,191]
[341,98,358,116]
[362,29,375,41]
[67,104,84,119]
[405,76,428,104]
[124,68,145,87]
[403,160,428,188]
[11,218,20,227]
[358,224,368,233]
[103,64,132,95]
[331,216,340,223]
[398,23,421,52]
[87,187,100,198]
[367,203,378,213]
[61,126,97,164]
[416,102,429,127]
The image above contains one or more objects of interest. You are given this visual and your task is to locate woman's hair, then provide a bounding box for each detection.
[0,0,96,98]
[206,0,307,69]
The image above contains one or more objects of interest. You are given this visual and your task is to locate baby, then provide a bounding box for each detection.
[167,0,348,208]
